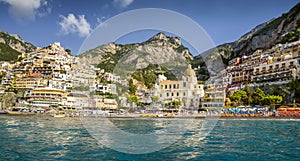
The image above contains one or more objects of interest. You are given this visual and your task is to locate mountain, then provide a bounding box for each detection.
[0,31,36,61]
[78,32,204,74]
[196,2,300,66]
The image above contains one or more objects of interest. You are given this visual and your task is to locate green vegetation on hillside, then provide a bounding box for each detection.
[0,31,36,61]
[131,64,158,89]
[0,71,6,84]
[0,43,20,61]
[191,57,210,80]
[0,32,36,53]
[254,3,300,37]
[278,28,300,44]
[131,64,177,90]
[174,45,188,53]
[73,85,89,91]
[97,45,134,73]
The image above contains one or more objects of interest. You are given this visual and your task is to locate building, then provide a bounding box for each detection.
[252,52,300,85]
[90,83,117,94]
[155,65,204,109]
[97,98,118,111]
[25,87,68,107]
[14,77,47,89]
[67,92,89,110]
[102,72,120,83]
[226,40,300,89]
[201,82,226,108]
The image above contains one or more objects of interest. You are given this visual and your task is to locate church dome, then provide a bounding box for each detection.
[184,64,196,77]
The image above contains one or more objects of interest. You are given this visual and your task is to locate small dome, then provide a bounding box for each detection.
[184,64,196,77]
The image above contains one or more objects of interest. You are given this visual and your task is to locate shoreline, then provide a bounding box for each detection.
[1,113,300,120]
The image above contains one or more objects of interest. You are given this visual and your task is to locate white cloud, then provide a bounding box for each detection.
[113,0,134,8]
[59,13,91,37]
[1,0,50,22]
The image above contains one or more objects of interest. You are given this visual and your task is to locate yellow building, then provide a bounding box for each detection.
[26,88,68,107]
[97,98,118,110]
[14,77,47,89]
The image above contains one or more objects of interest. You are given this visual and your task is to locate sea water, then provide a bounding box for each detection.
[0,116,299,160]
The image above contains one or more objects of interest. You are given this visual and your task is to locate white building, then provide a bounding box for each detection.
[90,83,117,95]
[67,92,89,110]
[155,65,204,109]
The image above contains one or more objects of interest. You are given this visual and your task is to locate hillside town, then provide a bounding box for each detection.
[0,40,300,117]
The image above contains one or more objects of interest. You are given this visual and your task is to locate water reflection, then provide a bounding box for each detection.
[1,116,300,160]
[82,117,195,154]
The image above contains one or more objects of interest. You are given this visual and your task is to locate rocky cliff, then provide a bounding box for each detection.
[78,32,195,72]
[196,2,300,66]
[0,31,36,61]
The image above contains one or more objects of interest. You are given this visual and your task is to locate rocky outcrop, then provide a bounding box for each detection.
[78,32,194,71]
[0,31,36,53]
[0,31,36,61]
[196,2,300,65]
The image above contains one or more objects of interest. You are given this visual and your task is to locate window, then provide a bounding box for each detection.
[166,93,169,97]
[169,84,172,89]
[177,93,179,96]
[183,92,185,96]
[171,93,174,96]
[173,84,176,89]
[183,82,186,87]
[165,85,167,89]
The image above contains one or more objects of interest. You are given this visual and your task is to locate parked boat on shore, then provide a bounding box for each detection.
[0,110,8,114]
[53,112,66,118]
[7,107,35,115]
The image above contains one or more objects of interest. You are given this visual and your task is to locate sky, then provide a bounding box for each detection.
[0,0,299,55]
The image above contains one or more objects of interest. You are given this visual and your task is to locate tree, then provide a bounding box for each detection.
[263,95,282,106]
[171,100,182,107]
[65,49,71,54]
[229,90,248,106]
[252,88,265,105]
[127,95,138,104]
[151,96,159,103]
[244,84,253,105]
[287,79,300,103]
[128,79,137,95]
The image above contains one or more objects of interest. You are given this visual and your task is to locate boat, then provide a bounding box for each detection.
[0,100,8,114]
[0,110,8,114]
[53,112,66,118]
[8,107,34,115]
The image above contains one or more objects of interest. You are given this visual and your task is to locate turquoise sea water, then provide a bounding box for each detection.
[0,116,299,161]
